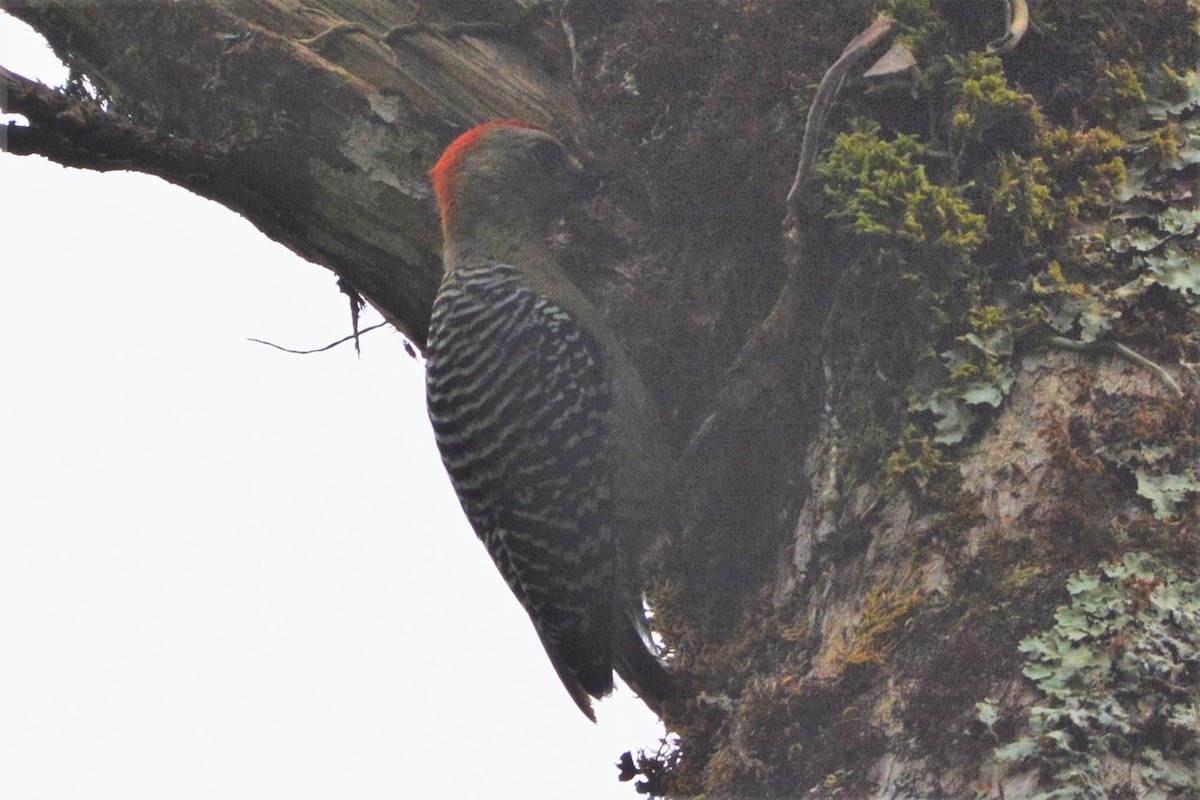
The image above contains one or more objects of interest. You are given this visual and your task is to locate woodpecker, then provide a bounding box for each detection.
[424,120,673,720]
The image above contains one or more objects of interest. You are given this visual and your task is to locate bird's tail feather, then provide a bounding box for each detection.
[536,629,602,722]
[613,613,675,714]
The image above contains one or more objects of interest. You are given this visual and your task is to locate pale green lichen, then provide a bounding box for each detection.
[994,553,1200,797]
[1028,68,1200,359]
[1106,444,1200,522]
[908,305,1035,445]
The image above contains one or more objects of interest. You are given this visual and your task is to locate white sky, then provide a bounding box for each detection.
[0,14,661,799]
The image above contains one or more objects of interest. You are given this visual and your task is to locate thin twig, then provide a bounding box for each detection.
[1048,336,1184,398]
[247,322,389,355]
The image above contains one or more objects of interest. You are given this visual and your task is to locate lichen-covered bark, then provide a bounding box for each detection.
[4,1,1200,798]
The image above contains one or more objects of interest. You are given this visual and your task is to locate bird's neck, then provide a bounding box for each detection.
[441,206,562,273]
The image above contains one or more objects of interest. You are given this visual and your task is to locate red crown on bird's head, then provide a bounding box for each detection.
[429,120,542,224]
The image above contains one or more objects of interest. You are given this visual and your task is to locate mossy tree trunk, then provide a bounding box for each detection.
[5,1,1200,797]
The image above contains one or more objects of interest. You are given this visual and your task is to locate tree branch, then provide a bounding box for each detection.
[2,65,226,180]
[0,1,585,351]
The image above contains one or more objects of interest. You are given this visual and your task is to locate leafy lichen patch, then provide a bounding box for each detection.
[991,553,1200,797]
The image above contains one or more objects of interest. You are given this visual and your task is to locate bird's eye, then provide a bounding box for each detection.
[529,138,567,172]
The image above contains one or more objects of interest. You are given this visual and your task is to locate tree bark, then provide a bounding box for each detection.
[5,1,1200,797]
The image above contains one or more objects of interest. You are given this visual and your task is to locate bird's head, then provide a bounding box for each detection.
[429,121,587,245]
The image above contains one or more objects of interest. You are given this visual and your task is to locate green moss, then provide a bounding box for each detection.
[1006,0,1200,127]
[1034,126,1127,222]
[814,118,986,387]
[882,0,950,56]
[1097,60,1149,124]
[814,56,1055,469]
[947,53,1043,153]
[819,120,985,262]
[810,117,993,482]
[985,153,1055,248]
[1146,122,1184,168]
[885,424,961,501]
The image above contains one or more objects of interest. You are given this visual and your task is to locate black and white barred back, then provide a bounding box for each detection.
[425,261,620,700]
